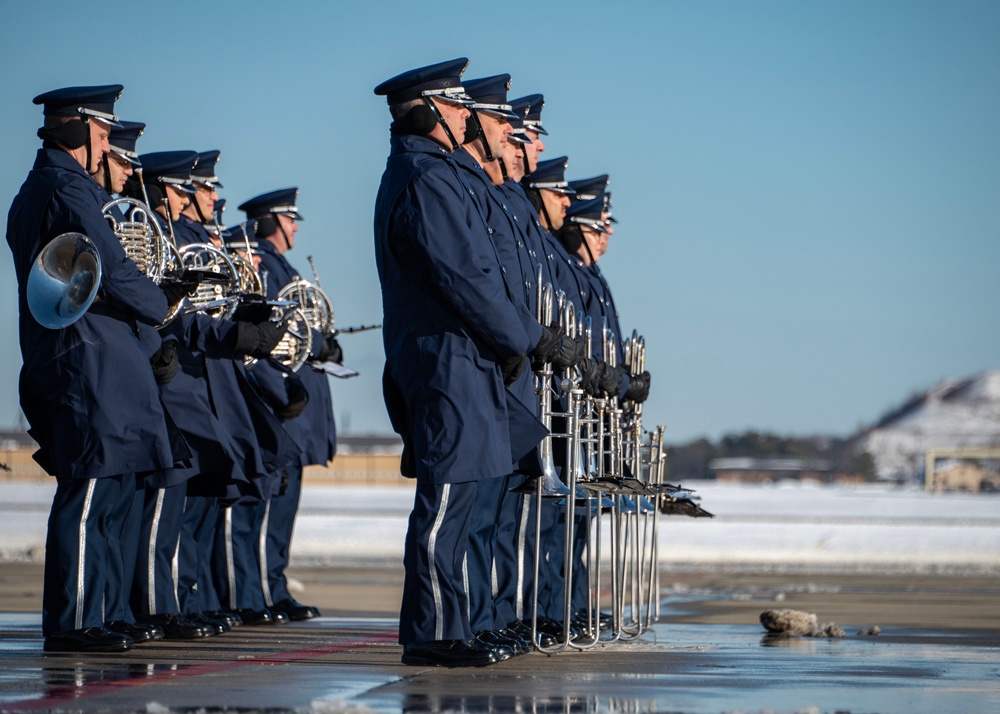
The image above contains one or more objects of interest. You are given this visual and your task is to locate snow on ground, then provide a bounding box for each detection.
[1,480,997,573]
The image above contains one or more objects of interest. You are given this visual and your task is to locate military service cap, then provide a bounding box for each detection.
[108,121,145,166]
[374,58,474,105]
[33,85,124,126]
[238,188,303,221]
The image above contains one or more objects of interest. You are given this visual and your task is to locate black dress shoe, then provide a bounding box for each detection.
[232,607,289,626]
[187,612,230,634]
[44,627,133,653]
[537,616,582,642]
[474,630,516,660]
[271,598,321,621]
[402,639,500,667]
[105,620,164,644]
[209,610,243,628]
[496,627,532,655]
[138,613,212,639]
[508,619,557,648]
[573,610,613,632]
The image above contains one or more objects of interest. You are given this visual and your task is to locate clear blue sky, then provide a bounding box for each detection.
[1,0,997,443]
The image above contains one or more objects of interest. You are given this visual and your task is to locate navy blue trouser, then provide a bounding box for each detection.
[105,475,144,623]
[490,477,522,629]
[213,500,266,611]
[42,475,133,636]
[260,465,302,607]
[399,479,478,645]
[176,495,221,614]
[466,474,507,632]
[132,484,187,617]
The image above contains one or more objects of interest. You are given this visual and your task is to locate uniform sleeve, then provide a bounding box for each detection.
[161,312,239,358]
[245,360,292,411]
[391,169,532,357]
[50,181,168,326]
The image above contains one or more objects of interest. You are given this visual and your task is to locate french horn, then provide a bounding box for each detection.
[102,197,169,284]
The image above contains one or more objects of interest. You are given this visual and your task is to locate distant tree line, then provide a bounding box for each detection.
[665,431,878,482]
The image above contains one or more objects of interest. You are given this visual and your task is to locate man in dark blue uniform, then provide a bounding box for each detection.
[172,153,301,632]
[126,151,292,637]
[89,119,177,646]
[7,86,183,652]
[455,74,580,656]
[239,187,337,622]
[373,58,555,667]
[557,194,651,622]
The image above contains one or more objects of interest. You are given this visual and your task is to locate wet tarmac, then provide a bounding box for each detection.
[1,613,998,713]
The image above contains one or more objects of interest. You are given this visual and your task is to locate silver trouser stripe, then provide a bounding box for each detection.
[463,553,470,623]
[427,484,450,641]
[75,480,97,630]
[491,558,498,599]
[259,500,273,607]
[147,488,166,615]
[171,537,181,613]
[224,507,236,610]
[515,496,530,620]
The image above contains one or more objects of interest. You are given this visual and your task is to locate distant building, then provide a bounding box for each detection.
[709,458,836,484]
[856,371,1000,485]
[0,430,411,486]
[928,461,1000,493]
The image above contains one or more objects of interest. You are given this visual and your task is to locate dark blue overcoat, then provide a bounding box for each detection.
[374,134,541,484]
[251,238,337,468]
[6,149,174,480]
[154,217,298,495]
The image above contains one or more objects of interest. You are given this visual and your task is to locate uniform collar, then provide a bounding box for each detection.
[452,146,485,172]
[34,147,94,182]
[390,133,452,156]
[255,236,282,258]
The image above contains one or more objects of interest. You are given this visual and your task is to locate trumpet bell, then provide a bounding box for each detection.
[27,232,102,329]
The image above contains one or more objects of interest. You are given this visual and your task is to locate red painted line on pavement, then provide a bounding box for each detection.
[6,632,399,711]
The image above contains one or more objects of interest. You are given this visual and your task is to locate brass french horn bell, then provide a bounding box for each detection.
[27,232,102,329]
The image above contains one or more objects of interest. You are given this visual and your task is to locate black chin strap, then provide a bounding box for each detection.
[192,187,209,223]
[498,156,509,183]
[580,235,596,265]
[275,213,292,251]
[538,193,554,231]
[470,110,495,163]
[83,118,97,178]
[423,96,459,151]
[101,155,113,194]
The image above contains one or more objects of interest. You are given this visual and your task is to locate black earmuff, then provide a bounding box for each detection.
[255,215,278,239]
[37,118,89,150]
[556,224,584,254]
[390,104,438,136]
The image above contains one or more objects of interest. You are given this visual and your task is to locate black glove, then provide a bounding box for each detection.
[234,320,288,358]
[598,362,624,397]
[150,340,178,385]
[233,300,274,325]
[531,325,581,370]
[500,353,527,386]
[317,334,344,364]
[624,370,651,403]
[160,275,200,307]
[577,357,602,396]
[277,376,309,419]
